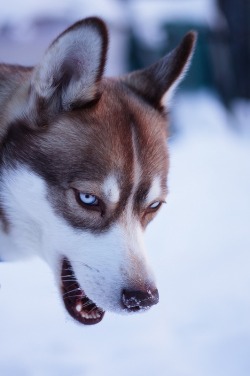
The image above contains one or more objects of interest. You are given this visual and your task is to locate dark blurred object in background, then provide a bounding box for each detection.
[127,0,250,109]
[1,0,249,113]
[217,0,250,102]
[128,22,213,92]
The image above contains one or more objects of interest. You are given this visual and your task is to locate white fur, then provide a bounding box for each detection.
[122,126,142,226]
[102,174,120,203]
[131,127,142,188]
[0,166,156,313]
[146,176,162,205]
[32,24,103,109]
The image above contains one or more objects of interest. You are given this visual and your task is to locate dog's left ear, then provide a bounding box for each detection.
[121,31,197,109]
[31,17,108,111]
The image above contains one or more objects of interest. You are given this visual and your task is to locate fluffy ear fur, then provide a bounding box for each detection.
[31,17,108,111]
[122,31,197,109]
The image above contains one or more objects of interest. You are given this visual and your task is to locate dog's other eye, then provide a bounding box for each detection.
[149,201,162,210]
[142,200,165,225]
[79,193,99,206]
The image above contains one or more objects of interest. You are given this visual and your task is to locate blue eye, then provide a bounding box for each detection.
[79,193,99,206]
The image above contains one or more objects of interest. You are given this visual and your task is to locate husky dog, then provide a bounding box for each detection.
[0,18,196,325]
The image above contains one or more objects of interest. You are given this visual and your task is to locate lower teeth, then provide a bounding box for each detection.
[80,311,101,319]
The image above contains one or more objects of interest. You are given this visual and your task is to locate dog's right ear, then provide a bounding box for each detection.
[121,31,197,110]
[31,17,108,111]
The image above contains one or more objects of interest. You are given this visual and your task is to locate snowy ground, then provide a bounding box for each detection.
[0,91,249,376]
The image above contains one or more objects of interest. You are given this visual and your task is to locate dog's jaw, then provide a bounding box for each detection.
[61,258,105,325]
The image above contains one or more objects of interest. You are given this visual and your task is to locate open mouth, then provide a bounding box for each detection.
[60,258,105,325]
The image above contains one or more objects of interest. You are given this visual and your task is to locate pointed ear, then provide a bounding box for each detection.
[31,17,108,111]
[121,31,197,109]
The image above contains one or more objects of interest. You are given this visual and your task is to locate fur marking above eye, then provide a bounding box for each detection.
[146,177,162,205]
[102,175,120,203]
[79,193,99,206]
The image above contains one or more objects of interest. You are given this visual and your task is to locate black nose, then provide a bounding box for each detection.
[122,289,159,311]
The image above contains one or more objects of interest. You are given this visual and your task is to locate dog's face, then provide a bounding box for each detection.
[1,18,196,324]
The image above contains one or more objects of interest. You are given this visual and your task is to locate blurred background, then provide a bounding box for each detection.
[0,1,249,375]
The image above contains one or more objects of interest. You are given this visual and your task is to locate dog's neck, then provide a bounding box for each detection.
[0,65,33,243]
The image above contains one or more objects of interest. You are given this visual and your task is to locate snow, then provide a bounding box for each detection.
[127,0,219,48]
[128,0,218,25]
[0,0,219,26]
[0,0,73,24]
[0,91,249,376]
[0,0,126,25]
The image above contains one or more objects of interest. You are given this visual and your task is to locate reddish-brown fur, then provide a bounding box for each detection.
[0,18,196,325]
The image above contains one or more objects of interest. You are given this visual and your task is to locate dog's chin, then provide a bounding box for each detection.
[60,258,105,325]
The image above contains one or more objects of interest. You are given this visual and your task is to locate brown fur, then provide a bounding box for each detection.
[0,78,169,232]
[0,18,197,325]
[0,18,196,234]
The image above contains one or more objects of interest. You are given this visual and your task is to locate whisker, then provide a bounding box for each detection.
[63,287,81,297]
[82,300,94,309]
[61,276,77,280]
[66,260,100,273]
[62,282,77,290]
[64,294,83,300]
[61,274,75,278]
[63,298,93,306]
[88,305,98,313]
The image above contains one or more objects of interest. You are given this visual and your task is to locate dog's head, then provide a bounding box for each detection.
[2,18,196,324]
